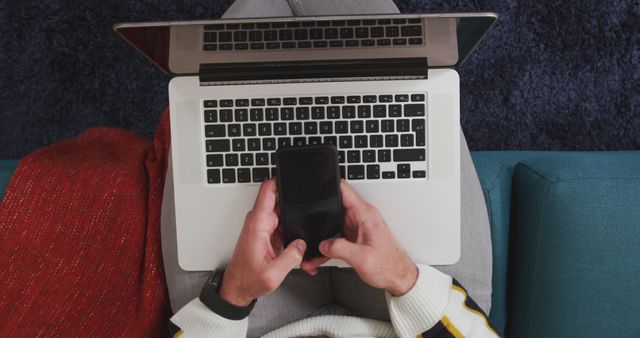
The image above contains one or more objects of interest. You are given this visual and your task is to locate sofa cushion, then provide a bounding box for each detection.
[509,152,640,337]
[0,160,19,201]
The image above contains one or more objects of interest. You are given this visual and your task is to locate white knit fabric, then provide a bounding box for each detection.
[262,315,396,338]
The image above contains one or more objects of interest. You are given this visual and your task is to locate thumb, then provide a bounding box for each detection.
[269,239,306,278]
[319,238,366,265]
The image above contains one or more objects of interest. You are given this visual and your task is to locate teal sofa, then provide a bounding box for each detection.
[2,152,639,337]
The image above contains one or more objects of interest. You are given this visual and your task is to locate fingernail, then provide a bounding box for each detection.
[295,239,306,253]
[319,240,329,254]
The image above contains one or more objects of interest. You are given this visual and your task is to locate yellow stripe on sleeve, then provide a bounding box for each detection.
[441,315,465,338]
[173,329,184,338]
[451,285,500,337]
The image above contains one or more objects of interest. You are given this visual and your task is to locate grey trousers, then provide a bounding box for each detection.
[161,1,493,337]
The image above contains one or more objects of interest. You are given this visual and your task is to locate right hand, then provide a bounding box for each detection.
[300,180,418,297]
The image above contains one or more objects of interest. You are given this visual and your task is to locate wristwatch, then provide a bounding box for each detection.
[199,268,256,320]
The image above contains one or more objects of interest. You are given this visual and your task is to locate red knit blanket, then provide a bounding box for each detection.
[0,110,172,336]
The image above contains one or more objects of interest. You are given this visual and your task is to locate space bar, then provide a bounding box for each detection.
[393,149,426,162]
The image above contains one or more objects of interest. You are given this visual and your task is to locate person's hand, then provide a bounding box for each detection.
[219,179,306,306]
[300,180,418,297]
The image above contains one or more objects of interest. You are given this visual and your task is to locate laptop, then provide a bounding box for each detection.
[114,13,497,271]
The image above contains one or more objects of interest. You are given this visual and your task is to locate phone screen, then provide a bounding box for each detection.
[276,146,343,258]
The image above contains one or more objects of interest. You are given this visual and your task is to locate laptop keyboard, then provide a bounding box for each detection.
[202,18,424,52]
[202,93,428,184]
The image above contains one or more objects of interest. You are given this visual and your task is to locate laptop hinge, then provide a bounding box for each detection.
[198,57,428,85]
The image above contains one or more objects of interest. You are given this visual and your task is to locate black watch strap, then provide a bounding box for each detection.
[199,269,256,320]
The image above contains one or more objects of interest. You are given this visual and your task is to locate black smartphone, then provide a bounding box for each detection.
[275,145,343,259]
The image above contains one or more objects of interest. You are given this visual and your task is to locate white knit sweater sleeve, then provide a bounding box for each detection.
[169,298,248,338]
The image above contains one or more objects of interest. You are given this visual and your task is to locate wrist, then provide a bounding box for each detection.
[219,272,253,307]
[387,262,418,297]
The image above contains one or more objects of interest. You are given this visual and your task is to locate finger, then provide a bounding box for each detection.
[268,239,306,279]
[340,180,368,211]
[253,179,277,212]
[300,256,330,275]
[319,238,367,266]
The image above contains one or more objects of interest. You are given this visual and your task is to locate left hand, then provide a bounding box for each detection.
[219,179,307,306]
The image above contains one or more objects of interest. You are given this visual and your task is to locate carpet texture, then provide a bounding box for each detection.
[0,0,638,158]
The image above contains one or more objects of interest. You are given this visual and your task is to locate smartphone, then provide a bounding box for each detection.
[275,145,343,259]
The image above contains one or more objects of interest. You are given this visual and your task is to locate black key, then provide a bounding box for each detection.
[332,20,346,26]
[296,107,310,120]
[292,137,306,147]
[219,31,232,42]
[363,95,377,103]
[339,165,346,179]
[385,26,399,37]
[247,138,261,151]
[354,135,368,148]
[379,95,393,103]
[249,30,262,41]
[222,168,236,183]
[385,134,399,147]
[342,105,356,119]
[378,149,391,162]
[272,22,285,28]
[237,168,251,183]
[281,107,294,120]
[312,106,325,119]
[308,137,322,145]
[289,122,302,135]
[393,38,407,45]
[226,23,240,29]
[373,105,386,117]
[355,27,369,38]
[357,105,371,118]
[340,27,354,39]
[367,164,381,179]
[398,163,411,172]
[273,123,287,135]
[262,138,276,151]
[228,124,241,137]
[370,27,384,38]
[361,39,375,46]
[264,30,278,41]
[294,29,307,40]
[297,41,312,48]
[310,28,324,39]
[331,96,345,104]
[243,123,256,136]
[350,120,364,133]
[401,25,423,37]
[394,149,426,162]
[398,171,411,179]
[397,119,410,132]
[389,104,402,117]
[347,96,361,103]
[207,154,224,167]
[302,21,315,27]
[366,120,379,133]
[381,120,394,132]
[327,106,341,119]
[282,42,296,49]
[329,40,344,48]
[323,136,337,146]
[286,21,300,28]
[376,39,391,46]
[315,96,329,104]
[401,134,414,147]
[324,28,339,39]
[250,42,265,50]
[252,167,270,183]
[271,167,278,178]
[207,169,221,183]
[283,97,297,105]
[205,124,225,138]
[233,31,247,42]
[304,122,318,135]
[362,19,377,25]
[220,43,233,50]
[232,138,245,151]
[370,135,383,148]
[413,170,426,178]
[382,171,395,179]
[408,18,422,24]
[412,119,426,146]
[335,121,349,134]
[203,44,217,51]
[363,150,376,163]
[395,94,409,102]
[393,18,407,25]
[337,151,345,163]
[408,38,423,45]
[250,108,264,121]
[345,40,359,47]
[256,153,269,165]
[251,98,265,106]
[347,150,360,163]
[347,19,361,26]
[267,98,281,106]
[240,153,254,166]
[266,42,280,49]
[279,29,293,41]
[347,165,365,180]
[266,108,279,121]
[278,137,291,148]
[404,104,425,117]
[204,24,225,30]
[258,123,271,136]
[339,135,352,148]
[225,154,239,167]
[220,99,234,107]
[299,97,313,105]
[204,100,218,108]
[411,94,425,102]
[235,108,248,121]
[377,19,391,25]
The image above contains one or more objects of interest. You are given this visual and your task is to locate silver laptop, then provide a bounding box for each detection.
[115,13,497,271]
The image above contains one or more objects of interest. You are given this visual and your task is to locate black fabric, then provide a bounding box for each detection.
[1,0,638,158]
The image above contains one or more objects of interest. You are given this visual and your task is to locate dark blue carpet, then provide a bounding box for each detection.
[1,1,638,158]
